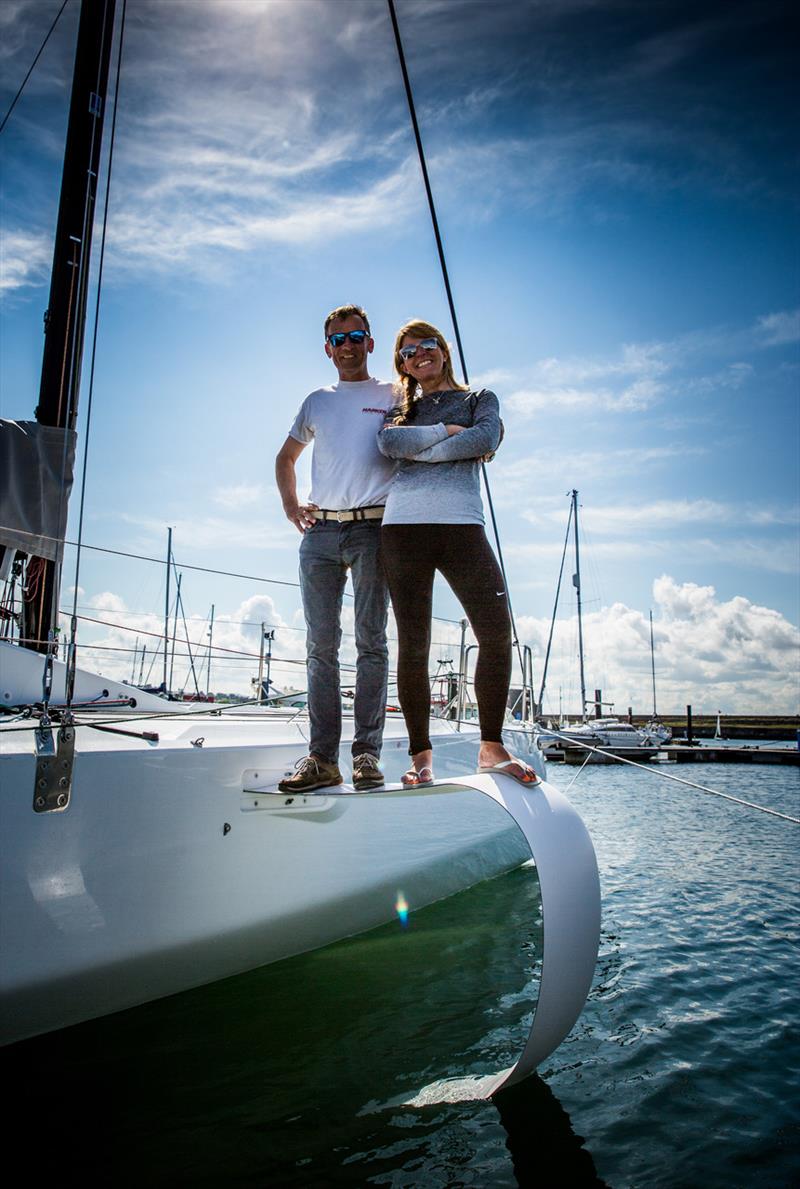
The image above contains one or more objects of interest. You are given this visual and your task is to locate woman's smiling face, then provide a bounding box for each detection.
[398,334,447,390]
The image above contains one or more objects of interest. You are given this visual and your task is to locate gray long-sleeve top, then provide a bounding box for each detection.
[377,388,501,525]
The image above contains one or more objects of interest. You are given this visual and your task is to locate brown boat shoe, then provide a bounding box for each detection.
[278,755,343,793]
[352,752,385,791]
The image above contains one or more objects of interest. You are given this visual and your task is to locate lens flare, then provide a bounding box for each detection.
[395,891,409,927]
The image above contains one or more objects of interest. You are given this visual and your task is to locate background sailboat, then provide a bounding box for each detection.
[531,491,660,762]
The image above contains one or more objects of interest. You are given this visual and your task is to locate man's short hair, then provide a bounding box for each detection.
[324,304,371,337]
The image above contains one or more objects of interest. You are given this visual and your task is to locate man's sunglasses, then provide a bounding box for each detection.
[327,330,369,347]
[398,337,440,360]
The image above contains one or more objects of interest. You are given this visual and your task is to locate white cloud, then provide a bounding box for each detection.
[117,511,298,554]
[3,0,795,291]
[486,305,799,422]
[107,161,420,273]
[521,498,799,533]
[518,576,799,716]
[60,568,799,711]
[0,229,51,291]
[65,587,303,697]
[508,530,794,575]
[503,343,669,417]
[493,443,707,487]
[684,362,754,393]
[756,309,800,347]
[212,483,266,510]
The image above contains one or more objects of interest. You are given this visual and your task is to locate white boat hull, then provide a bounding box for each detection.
[1,713,536,1045]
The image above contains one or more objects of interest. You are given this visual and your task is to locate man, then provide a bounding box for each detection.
[275,305,396,792]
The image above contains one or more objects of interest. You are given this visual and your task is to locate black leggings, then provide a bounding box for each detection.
[381,524,512,754]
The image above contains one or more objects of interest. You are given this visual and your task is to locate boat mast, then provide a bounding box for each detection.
[169,571,181,695]
[21,0,117,654]
[206,603,215,695]
[571,489,587,719]
[163,526,172,694]
[649,609,658,717]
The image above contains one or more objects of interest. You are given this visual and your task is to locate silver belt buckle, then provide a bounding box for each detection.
[336,509,346,522]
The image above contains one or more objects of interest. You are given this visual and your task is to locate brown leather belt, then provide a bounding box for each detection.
[312,506,384,523]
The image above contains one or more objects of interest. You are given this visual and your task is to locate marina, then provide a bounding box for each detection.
[545,736,800,767]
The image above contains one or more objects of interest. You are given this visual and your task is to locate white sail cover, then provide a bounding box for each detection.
[0,420,76,561]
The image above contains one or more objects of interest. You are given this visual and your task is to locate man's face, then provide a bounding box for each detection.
[324,314,374,382]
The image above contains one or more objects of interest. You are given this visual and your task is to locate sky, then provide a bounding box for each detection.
[1,0,798,715]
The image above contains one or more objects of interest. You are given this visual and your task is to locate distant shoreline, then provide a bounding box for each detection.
[629,715,797,741]
[528,712,799,741]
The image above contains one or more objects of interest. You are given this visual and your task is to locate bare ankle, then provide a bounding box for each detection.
[479,742,510,765]
[412,749,433,772]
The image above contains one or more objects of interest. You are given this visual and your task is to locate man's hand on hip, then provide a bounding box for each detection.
[285,501,319,532]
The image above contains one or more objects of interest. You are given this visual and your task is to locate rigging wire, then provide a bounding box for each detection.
[65,0,127,705]
[386,0,527,686]
[1,526,467,627]
[537,496,574,713]
[172,560,201,696]
[0,0,71,135]
[55,605,461,653]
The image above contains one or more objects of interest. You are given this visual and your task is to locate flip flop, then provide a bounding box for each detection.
[478,758,540,786]
[401,766,434,788]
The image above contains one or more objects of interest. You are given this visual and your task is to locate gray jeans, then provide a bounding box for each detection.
[299,520,389,764]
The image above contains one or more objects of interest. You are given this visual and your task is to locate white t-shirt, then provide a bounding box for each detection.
[289,378,397,510]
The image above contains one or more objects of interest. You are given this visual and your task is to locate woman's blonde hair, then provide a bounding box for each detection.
[391,319,468,422]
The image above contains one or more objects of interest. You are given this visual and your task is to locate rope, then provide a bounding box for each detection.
[563,747,593,792]
[546,730,800,825]
[386,0,527,686]
[0,0,71,135]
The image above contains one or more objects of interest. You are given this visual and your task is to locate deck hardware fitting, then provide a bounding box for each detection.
[33,714,75,813]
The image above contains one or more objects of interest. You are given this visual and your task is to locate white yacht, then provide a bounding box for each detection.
[0,0,601,1094]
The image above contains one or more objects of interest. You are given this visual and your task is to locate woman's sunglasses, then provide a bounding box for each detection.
[398,337,440,360]
[327,330,369,347]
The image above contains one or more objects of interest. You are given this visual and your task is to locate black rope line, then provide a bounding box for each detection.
[0,0,71,135]
[386,0,527,681]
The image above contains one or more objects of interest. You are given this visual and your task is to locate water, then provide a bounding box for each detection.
[5,763,798,1187]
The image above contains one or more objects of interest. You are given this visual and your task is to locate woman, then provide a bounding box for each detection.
[377,319,537,788]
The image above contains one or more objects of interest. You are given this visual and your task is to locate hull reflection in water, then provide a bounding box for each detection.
[2,862,607,1187]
